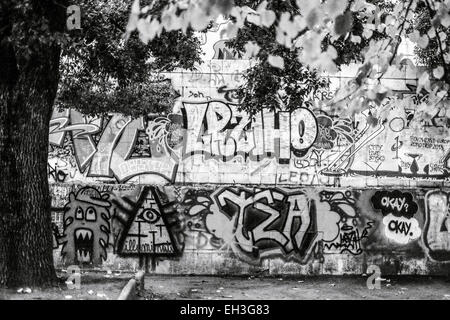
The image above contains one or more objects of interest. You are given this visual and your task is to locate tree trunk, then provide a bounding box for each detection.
[0,0,66,288]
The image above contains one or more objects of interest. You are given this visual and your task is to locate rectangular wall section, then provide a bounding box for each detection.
[51,184,450,275]
[48,97,450,188]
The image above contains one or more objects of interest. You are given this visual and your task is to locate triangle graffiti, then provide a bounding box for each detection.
[120,189,175,255]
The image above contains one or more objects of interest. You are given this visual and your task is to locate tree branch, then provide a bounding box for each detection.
[376,0,415,82]
[388,0,415,66]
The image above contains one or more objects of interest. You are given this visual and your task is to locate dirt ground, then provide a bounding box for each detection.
[141,275,450,300]
[0,271,131,300]
[2,273,450,300]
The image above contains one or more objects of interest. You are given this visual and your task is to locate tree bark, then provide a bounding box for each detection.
[0,0,66,288]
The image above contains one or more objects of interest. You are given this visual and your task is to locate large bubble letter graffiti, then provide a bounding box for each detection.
[203,187,321,264]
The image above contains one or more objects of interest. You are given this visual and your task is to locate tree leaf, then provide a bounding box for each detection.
[325,0,348,19]
[350,34,361,43]
[334,10,353,36]
[441,13,450,28]
[247,13,261,26]
[433,66,445,79]
[260,9,276,27]
[306,8,319,29]
[126,0,140,33]
[244,41,260,58]
[267,55,285,69]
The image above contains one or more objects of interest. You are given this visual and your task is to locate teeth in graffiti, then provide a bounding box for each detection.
[75,229,93,240]
[76,250,91,262]
[74,228,94,263]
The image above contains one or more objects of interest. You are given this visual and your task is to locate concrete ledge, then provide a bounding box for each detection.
[135,270,145,296]
[117,270,145,300]
[117,279,136,300]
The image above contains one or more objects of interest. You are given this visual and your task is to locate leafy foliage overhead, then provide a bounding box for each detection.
[224,0,390,114]
[57,0,202,118]
[127,0,450,123]
[413,0,450,84]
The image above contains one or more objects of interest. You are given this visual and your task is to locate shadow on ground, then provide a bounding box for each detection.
[0,271,132,300]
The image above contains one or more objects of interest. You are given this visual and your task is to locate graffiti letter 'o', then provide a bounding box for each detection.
[388,220,397,232]
[290,108,317,156]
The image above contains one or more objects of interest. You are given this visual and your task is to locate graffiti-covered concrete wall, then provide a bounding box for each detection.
[50,184,450,275]
[48,24,450,274]
[49,96,450,187]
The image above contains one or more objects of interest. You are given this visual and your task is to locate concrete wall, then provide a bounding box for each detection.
[49,94,450,188]
[48,25,450,275]
[50,184,450,275]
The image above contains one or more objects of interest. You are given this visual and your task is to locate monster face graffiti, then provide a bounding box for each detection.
[61,187,111,264]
